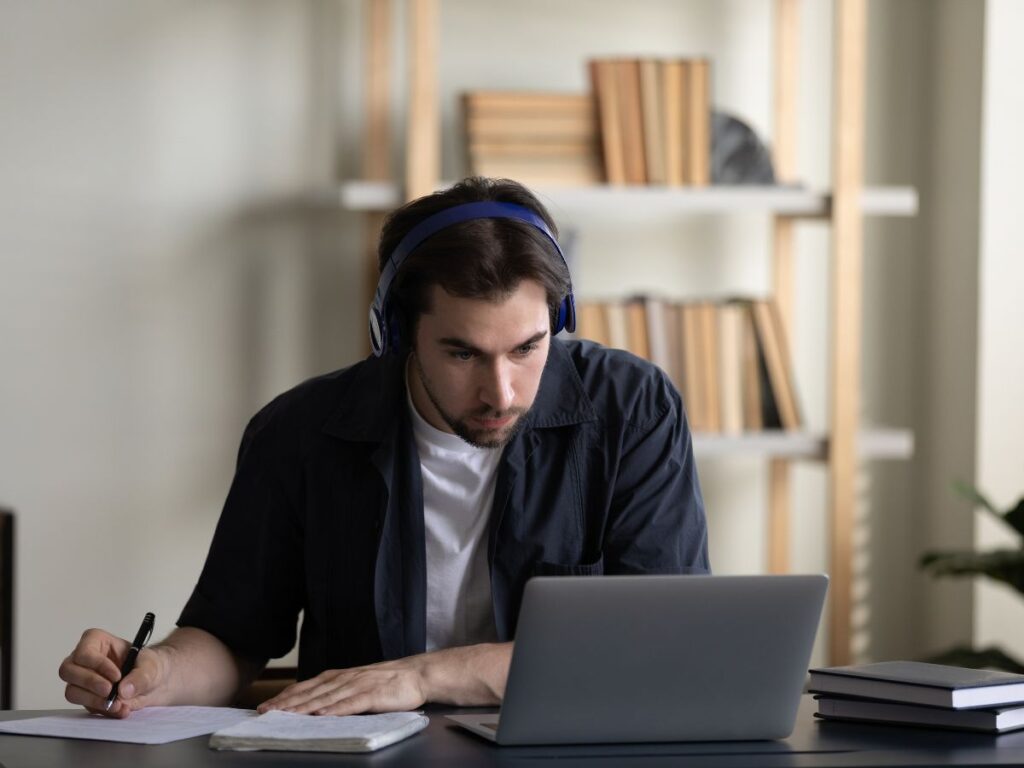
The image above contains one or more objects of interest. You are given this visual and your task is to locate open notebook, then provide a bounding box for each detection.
[209,710,428,753]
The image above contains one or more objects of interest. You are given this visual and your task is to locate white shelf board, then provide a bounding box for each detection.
[692,428,914,460]
[338,180,402,210]
[335,181,918,217]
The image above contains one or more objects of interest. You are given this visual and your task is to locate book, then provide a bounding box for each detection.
[616,59,647,184]
[604,301,629,352]
[717,303,744,435]
[739,302,764,430]
[462,91,602,187]
[464,113,596,142]
[586,56,712,188]
[469,156,601,187]
[463,90,597,116]
[750,299,801,430]
[209,710,429,753]
[686,59,711,185]
[463,92,597,135]
[757,330,783,429]
[680,303,706,431]
[808,661,1024,710]
[468,139,597,158]
[638,58,666,184]
[625,298,650,359]
[591,59,626,185]
[644,297,672,375]
[697,302,720,433]
[662,301,686,394]
[814,695,1024,734]
[661,59,685,186]
[576,301,610,347]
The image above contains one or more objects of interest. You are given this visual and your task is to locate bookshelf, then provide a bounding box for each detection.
[348,0,913,665]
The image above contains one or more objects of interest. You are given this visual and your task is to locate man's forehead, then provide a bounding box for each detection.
[424,282,547,318]
[418,284,550,350]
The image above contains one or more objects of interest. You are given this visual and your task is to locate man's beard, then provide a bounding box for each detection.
[412,353,530,449]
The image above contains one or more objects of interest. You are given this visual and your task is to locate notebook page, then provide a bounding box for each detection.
[0,706,255,744]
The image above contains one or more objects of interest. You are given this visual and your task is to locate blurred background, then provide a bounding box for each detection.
[1,0,1021,709]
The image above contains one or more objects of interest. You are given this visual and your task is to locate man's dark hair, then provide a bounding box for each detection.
[377,176,572,347]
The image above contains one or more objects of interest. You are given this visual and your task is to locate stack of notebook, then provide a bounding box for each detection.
[808,661,1024,734]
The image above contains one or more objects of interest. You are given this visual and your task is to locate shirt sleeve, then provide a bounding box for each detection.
[177,401,305,663]
[603,382,711,575]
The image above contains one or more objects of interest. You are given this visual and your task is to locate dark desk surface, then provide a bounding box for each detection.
[3,696,1024,768]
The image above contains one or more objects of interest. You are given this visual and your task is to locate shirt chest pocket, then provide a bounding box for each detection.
[507,429,607,570]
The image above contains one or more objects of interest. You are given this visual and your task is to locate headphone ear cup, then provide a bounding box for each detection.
[387,305,404,352]
[552,301,566,335]
[368,297,405,356]
[552,294,576,336]
[369,306,387,356]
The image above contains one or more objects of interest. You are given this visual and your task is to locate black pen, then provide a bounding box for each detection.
[105,612,155,711]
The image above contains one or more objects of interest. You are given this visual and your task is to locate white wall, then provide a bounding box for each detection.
[0,0,1005,709]
[0,0,364,708]
[974,0,1024,660]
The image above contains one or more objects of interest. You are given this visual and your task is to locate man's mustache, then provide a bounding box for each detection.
[473,406,527,420]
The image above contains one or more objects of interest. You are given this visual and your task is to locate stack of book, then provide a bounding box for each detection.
[462,91,602,187]
[808,661,1024,734]
[588,57,710,186]
[575,297,800,433]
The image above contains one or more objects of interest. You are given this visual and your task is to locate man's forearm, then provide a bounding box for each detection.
[414,642,513,706]
[151,626,264,706]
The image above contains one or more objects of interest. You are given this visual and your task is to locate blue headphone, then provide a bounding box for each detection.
[369,200,576,356]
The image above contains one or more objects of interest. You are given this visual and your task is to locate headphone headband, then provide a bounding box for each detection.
[369,200,576,356]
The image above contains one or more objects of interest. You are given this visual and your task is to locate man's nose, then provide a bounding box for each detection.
[478,360,515,413]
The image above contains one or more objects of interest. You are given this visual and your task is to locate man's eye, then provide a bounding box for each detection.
[450,350,474,361]
[516,343,537,356]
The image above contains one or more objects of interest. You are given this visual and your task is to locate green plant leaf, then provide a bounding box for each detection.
[952,479,1001,518]
[922,645,1024,674]
[919,548,1024,593]
[1004,497,1024,537]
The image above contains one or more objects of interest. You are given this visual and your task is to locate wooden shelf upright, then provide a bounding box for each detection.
[362,0,393,312]
[828,0,868,667]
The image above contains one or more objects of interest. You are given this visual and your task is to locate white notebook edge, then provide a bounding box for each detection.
[208,712,429,753]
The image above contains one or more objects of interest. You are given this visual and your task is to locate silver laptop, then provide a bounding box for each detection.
[448,573,827,745]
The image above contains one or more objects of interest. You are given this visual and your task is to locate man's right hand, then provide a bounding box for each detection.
[58,628,170,718]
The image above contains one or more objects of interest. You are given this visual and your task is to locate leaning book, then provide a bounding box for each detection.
[209,710,429,753]
[815,696,1024,734]
[808,661,1024,709]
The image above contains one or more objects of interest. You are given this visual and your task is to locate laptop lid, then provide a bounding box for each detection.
[494,574,828,745]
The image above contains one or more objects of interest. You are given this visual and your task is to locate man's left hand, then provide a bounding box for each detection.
[257,642,512,716]
[257,657,426,716]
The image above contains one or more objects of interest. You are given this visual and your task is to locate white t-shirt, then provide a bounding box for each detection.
[406,379,500,651]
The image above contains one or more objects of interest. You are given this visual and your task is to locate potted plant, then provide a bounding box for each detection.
[919,481,1024,673]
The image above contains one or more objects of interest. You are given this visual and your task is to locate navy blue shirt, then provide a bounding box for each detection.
[178,339,710,681]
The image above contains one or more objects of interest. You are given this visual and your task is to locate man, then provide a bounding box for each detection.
[59,177,709,718]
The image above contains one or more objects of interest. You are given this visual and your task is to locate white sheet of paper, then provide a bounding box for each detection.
[0,706,256,744]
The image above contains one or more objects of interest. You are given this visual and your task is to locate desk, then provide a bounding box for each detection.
[2,697,1024,767]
